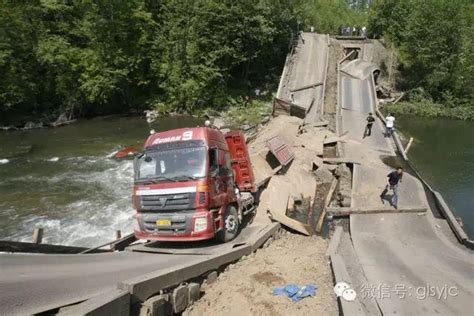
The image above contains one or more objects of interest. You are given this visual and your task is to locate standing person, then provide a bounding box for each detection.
[380,167,403,209]
[385,113,395,137]
[364,112,375,137]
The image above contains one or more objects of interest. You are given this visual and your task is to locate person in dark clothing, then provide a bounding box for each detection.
[380,167,403,208]
[364,113,376,137]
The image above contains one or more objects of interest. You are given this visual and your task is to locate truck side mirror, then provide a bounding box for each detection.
[209,148,219,177]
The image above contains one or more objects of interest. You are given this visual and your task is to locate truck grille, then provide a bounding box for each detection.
[139,193,195,212]
[141,213,191,235]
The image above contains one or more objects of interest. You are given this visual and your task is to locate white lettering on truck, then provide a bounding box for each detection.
[152,131,193,145]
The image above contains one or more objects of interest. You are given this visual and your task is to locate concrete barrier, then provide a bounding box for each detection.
[119,224,280,302]
[59,290,130,316]
[320,34,330,116]
[330,254,366,315]
[432,191,469,244]
[59,223,280,315]
[119,244,251,302]
[325,226,343,258]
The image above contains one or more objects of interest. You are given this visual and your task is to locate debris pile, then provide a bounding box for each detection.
[246,115,343,234]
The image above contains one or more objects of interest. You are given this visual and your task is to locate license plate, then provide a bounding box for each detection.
[156,220,171,226]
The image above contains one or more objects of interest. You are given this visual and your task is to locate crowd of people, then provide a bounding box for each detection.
[340,25,367,37]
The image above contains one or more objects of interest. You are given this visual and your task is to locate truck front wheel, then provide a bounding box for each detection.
[216,205,240,242]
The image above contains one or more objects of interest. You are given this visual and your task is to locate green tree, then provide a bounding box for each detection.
[368,0,473,110]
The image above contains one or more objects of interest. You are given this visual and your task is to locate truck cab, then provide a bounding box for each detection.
[132,127,256,242]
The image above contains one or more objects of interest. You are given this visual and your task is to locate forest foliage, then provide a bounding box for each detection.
[368,0,473,118]
[0,0,370,122]
[0,0,472,123]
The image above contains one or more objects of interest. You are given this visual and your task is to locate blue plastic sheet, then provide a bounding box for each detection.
[273,284,317,302]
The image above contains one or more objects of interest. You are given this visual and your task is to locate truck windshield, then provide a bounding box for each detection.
[135,146,207,182]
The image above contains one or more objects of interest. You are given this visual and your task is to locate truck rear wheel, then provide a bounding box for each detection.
[216,205,240,242]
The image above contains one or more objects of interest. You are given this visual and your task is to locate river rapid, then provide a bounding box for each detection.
[0,116,202,247]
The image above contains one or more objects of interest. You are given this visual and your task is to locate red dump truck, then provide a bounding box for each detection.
[132,127,257,242]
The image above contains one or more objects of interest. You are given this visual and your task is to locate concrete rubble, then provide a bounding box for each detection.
[245,115,340,234]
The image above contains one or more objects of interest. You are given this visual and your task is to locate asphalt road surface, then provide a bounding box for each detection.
[339,53,474,315]
[279,32,328,122]
[0,225,263,315]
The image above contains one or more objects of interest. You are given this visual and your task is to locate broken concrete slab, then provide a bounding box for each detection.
[257,174,314,235]
[311,156,324,171]
[314,165,334,183]
[323,136,343,145]
[140,295,170,316]
[268,209,312,236]
[323,163,337,172]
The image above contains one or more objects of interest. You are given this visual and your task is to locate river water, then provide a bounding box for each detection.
[0,116,202,247]
[1,115,472,246]
[397,116,474,239]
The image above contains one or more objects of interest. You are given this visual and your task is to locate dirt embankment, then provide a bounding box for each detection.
[185,234,337,316]
[324,39,344,117]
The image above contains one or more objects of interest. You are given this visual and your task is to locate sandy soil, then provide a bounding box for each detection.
[185,234,338,316]
[324,39,344,116]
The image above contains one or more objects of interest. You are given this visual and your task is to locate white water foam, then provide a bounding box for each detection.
[47,157,60,162]
[6,156,136,247]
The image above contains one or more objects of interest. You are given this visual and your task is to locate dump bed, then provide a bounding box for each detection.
[225,132,256,193]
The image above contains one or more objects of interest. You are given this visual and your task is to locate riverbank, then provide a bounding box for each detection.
[383,101,474,121]
[0,98,273,133]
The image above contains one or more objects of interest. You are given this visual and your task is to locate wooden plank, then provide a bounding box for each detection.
[404,137,414,155]
[111,233,138,251]
[327,206,427,216]
[289,82,323,93]
[392,92,405,105]
[32,228,43,244]
[81,233,137,254]
[323,157,361,165]
[316,178,338,233]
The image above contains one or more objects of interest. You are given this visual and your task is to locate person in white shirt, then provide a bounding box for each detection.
[385,113,395,137]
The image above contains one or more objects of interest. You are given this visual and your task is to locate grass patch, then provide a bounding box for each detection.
[222,99,272,127]
[383,102,474,121]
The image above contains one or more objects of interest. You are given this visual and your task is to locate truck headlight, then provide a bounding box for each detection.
[194,217,208,233]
